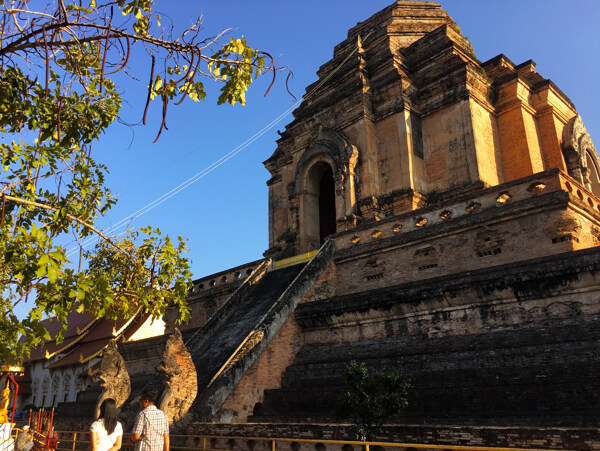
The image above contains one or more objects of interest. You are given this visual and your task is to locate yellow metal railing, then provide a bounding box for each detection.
[21,430,570,451]
[6,427,55,451]
[273,250,318,270]
[168,434,570,451]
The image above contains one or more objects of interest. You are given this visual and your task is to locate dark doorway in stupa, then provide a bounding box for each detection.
[319,165,336,245]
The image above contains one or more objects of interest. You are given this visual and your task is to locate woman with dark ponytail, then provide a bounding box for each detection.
[90,398,123,451]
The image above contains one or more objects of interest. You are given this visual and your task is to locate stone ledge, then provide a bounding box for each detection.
[297,246,600,323]
[334,189,570,262]
[188,258,265,297]
[333,168,583,249]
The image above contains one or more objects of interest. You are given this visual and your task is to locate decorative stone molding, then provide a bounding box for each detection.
[473,227,505,257]
[354,195,380,217]
[544,210,582,244]
[352,190,426,221]
[266,173,282,186]
[337,214,360,230]
[562,114,599,192]
[412,245,439,271]
[291,126,359,198]
[282,126,361,252]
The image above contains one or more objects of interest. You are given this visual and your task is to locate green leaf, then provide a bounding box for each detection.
[47,264,58,283]
[38,254,50,267]
[153,75,163,91]
[36,266,47,278]
[30,309,42,321]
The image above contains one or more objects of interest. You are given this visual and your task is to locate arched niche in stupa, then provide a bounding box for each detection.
[290,126,359,253]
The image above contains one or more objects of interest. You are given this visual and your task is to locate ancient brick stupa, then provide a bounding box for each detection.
[49,1,600,448]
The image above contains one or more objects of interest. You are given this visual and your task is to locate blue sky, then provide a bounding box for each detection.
[77,0,600,282]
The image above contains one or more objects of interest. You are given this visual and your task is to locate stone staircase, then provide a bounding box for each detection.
[189,240,336,421]
[193,263,307,391]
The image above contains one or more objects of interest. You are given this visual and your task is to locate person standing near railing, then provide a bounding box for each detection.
[90,399,123,451]
[125,391,169,451]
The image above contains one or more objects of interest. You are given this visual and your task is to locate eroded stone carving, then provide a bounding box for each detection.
[544,210,582,243]
[156,328,198,426]
[412,245,439,270]
[473,227,506,257]
[95,339,130,418]
[562,114,599,191]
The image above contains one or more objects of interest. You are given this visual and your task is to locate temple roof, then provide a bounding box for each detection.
[22,308,149,368]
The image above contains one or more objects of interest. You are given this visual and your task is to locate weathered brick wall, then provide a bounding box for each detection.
[218,315,304,421]
[326,170,600,298]
[187,423,600,450]
[470,98,502,186]
[184,286,238,330]
[491,57,576,185]
[254,247,600,426]
[422,100,479,192]
[265,322,599,423]
[120,333,170,376]
[263,1,583,261]
[302,262,338,304]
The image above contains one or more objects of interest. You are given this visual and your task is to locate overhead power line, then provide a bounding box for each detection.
[66,31,371,258]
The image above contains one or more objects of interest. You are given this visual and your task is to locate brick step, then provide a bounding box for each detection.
[258,382,599,425]
[280,322,600,389]
[247,415,598,428]
[281,358,600,389]
[291,321,600,366]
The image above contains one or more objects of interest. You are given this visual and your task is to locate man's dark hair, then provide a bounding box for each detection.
[140,390,158,404]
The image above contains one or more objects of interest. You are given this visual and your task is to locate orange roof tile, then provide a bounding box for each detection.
[25,332,90,362]
[46,340,107,369]
[23,308,153,367]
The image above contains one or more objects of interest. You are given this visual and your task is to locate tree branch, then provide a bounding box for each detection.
[1,20,266,71]
[4,194,130,257]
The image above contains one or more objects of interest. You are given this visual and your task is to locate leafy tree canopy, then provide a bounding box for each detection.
[338,361,411,441]
[0,0,282,364]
